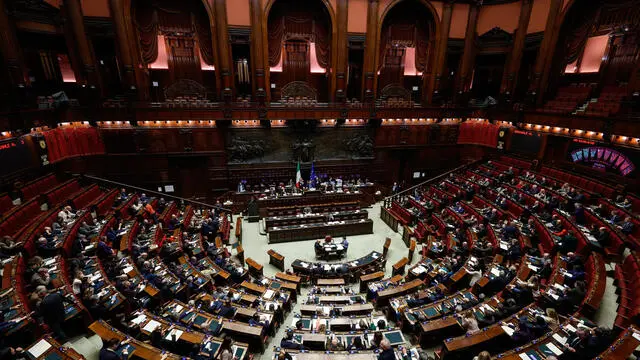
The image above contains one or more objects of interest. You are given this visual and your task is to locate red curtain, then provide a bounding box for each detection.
[194,12,214,66]
[379,3,431,74]
[283,41,310,82]
[134,0,215,70]
[457,122,500,148]
[135,5,159,64]
[267,1,331,70]
[43,128,105,164]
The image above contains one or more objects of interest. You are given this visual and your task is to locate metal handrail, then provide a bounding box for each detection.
[78,174,234,215]
[382,160,481,208]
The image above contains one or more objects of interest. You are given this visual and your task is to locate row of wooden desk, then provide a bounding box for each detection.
[291,251,385,282]
[264,209,368,231]
[268,219,373,243]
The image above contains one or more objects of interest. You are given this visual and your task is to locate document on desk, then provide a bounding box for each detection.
[546,342,563,356]
[131,314,147,325]
[552,333,567,344]
[518,354,531,360]
[632,331,640,341]
[28,339,52,358]
[122,266,134,274]
[143,319,162,332]
[501,325,515,336]
[44,258,56,266]
[165,329,183,341]
[263,289,275,299]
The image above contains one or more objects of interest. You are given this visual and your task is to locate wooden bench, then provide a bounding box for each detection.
[236,245,244,263]
[267,249,285,271]
[235,217,242,243]
[392,257,408,276]
[359,271,385,293]
[383,237,391,257]
[408,238,416,263]
[246,258,263,277]
[275,272,301,292]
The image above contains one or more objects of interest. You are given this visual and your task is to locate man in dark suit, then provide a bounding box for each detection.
[573,203,585,225]
[99,338,129,360]
[620,217,634,235]
[595,227,610,249]
[39,290,74,342]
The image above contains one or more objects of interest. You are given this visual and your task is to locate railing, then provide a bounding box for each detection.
[382,160,481,209]
[77,174,234,218]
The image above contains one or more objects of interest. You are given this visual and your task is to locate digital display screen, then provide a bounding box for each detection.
[0,137,36,175]
[510,130,542,154]
[569,145,635,176]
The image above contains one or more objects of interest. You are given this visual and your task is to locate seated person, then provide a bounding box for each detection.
[557,231,578,254]
[0,236,23,258]
[608,211,622,224]
[620,217,634,235]
[594,227,610,249]
[574,203,586,225]
[327,337,345,351]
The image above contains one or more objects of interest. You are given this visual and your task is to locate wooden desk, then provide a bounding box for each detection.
[268,219,373,243]
[299,303,374,316]
[25,336,85,360]
[236,245,245,264]
[383,237,391,257]
[317,278,345,286]
[376,278,423,306]
[221,321,265,353]
[359,271,385,293]
[89,320,182,360]
[408,239,417,263]
[241,281,267,295]
[246,258,264,277]
[597,326,640,360]
[268,249,285,271]
[275,272,301,291]
[291,251,384,280]
[392,257,409,276]
[256,193,367,218]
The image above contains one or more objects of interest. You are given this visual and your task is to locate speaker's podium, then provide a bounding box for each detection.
[246,199,259,223]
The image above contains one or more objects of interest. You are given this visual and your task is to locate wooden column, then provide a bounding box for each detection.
[501,0,533,97]
[455,1,480,95]
[362,0,379,102]
[0,0,27,87]
[427,0,454,103]
[529,0,563,105]
[213,0,234,103]
[63,0,101,89]
[249,0,267,103]
[335,0,348,102]
[108,0,136,90]
[628,53,640,95]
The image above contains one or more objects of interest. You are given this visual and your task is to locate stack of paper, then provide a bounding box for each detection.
[143,319,161,332]
[27,339,52,358]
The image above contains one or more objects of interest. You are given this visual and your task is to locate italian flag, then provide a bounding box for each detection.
[296,161,302,188]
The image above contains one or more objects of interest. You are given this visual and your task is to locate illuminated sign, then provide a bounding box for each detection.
[570,147,635,176]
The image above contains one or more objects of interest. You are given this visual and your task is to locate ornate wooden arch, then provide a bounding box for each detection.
[164,79,208,99]
[281,81,318,101]
[379,84,412,101]
[122,0,221,99]
[262,0,338,102]
[374,0,441,100]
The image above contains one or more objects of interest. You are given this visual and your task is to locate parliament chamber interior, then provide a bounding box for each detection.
[2,0,640,359]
